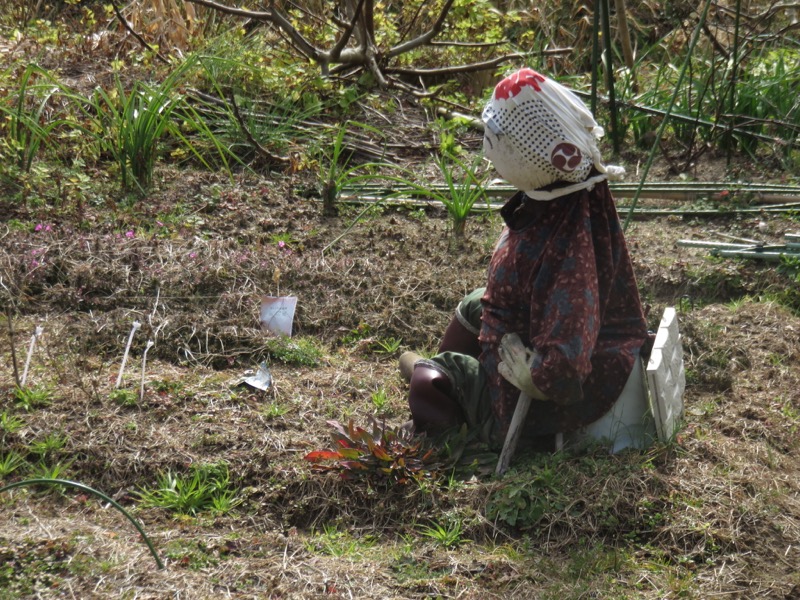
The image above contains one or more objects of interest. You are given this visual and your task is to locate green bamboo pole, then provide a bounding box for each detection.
[600,0,620,153]
[623,0,715,231]
[726,0,743,165]
[0,478,164,569]
[591,2,601,115]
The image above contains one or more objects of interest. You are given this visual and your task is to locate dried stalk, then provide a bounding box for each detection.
[5,304,20,387]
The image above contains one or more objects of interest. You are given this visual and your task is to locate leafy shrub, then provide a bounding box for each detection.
[486,462,569,528]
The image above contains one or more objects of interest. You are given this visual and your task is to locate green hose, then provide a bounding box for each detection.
[0,478,164,569]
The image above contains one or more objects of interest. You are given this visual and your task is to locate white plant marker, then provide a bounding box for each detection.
[116,320,141,389]
[21,326,44,387]
[140,339,154,403]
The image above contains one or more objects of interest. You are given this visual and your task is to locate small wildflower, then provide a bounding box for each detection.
[34,224,43,232]
[125,230,135,238]
[278,241,286,249]
[189,252,197,259]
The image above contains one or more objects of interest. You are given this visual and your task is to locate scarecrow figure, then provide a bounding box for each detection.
[402,68,653,452]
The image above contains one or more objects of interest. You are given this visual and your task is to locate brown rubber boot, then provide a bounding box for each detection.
[408,365,464,434]
[399,351,422,382]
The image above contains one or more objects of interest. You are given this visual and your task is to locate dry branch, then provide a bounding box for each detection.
[109,0,170,64]
[183,0,507,92]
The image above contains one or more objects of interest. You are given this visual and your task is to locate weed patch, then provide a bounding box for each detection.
[136,462,240,516]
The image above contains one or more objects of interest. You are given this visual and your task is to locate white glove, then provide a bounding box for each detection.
[498,333,548,400]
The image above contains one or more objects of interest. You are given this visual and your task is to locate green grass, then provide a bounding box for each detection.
[432,153,490,238]
[263,336,323,366]
[370,388,389,411]
[0,452,27,478]
[0,64,77,172]
[28,461,71,481]
[385,153,490,239]
[0,412,25,436]
[136,462,240,516]
[261,402,289,420]
[109,388,138,407]
[374,336,402,355]
[418,516,464,548]
[84,55,233,194]
[12,386,52,411]
[305,523,378,558]
[319,120,394,215]
[28,432,68,458]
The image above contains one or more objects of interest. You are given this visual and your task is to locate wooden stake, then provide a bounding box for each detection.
[614,0,637,91]
[496,391,532,475]
[5,305,20,387]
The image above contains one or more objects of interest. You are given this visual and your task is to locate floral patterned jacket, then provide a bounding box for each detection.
[479,179,650,439]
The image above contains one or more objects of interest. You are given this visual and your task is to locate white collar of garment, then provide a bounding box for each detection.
[523,172,609,201]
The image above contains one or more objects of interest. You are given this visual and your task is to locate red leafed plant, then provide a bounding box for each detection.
[304,417,443,485]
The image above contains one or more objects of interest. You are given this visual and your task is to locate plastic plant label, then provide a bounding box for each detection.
[260,296,297,336]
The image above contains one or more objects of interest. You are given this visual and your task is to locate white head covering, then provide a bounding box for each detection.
[482,68,625,200]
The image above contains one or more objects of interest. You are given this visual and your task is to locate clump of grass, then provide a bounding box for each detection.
[0,64,75,172]
[0,452,27,478]
[431,153,490,238]
[370,388,389,411]
[261,403,288,420]
[263,336,323,367]
[418,516,465,548]
[318,120,395,216]
[86,55,233,194]
[136,462,240,516]
[28,461,72,481]
[374,337,402,355]
[0,411,26,437]
[13,386,52,411]
[306,523,377,557]
[386,153,490,239]
[730,48,800,156]
[28,432,68,458]
[110,388,138,408]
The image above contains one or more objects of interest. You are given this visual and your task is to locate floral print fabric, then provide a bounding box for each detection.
[479,180,650,438]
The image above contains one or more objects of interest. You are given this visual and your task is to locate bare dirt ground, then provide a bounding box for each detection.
[1,22,800,598]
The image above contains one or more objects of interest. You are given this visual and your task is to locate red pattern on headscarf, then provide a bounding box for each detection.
[493,68,545,100]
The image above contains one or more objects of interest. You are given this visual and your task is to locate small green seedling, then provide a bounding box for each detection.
[13,386,52,411]
[374,337,402,355]
[418,517,464,548]
[370,388,389,411]
[0,411,25,436]
[0,452,27,478]
[110,388,138,407]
